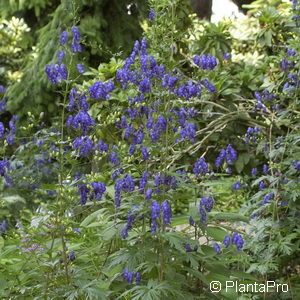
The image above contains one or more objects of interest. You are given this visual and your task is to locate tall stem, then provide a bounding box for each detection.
[57,54,73,284]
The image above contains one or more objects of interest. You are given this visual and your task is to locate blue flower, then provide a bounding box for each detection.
[139,171,148,193]
[78,184,89,206]
[0,85,6,93]
[95,140,108,153]
[57,50,65,60]
[0,220,7,233]
[225,144,237,165]
[140,38,148,55]
[199,207,207,223]
[201,79,216,92]
[139,77,151,93]
[114,175,135,207]
[145,189,153,201]
[45,63,68,85]
[232,180,242,190]
[122,212,135,239]
[149,8,155,21]
[162,200,172,225]
[129,145,136,155]
[215,149,225,167]
[193,157,208,176]
[199,196,214,223]
[141,147,149,160]
[151,200,160,219]
[68,251,76,261]
[68,88,88,112]
[176,81,201,99]
[213,242,221,254]
[287,48,296,56]
[77,64,86,74]
[72,136,94,156]
[223,235,230,248]
[110,152,120,167]
[123,268,133,284]
[179,122,197,143]
[67,110,95,134]
[162,74,179,90]
[292,160,300,172]
[71,26,81,41]
[259,181,265,190]
[91,182,106,200]
[0,158,10,177]
[71,41,82,53]
[134,272,141,285]
[60,31,68,45]
[262,164,269,175]
[261,192,274,205]
[251,168,258,177]
[0,122,5,138]
[193,54,217,70]
[232,232,244,250]
[115,179,123,207]
[200,196,214,212]
[90,80,115,99]
[184,244,193,252]
[224,53,231,60]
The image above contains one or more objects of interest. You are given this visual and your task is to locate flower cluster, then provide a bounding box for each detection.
[244,127,261,144]
[261,192,274,205]
[0,115,18,145]
[193,54,217,70]
[0,220,7,233]
[72,136,94,156]
[184,244,198,252]
[122,211,135,239]
[123,268,141,284]
[78,184,89,206]
[89,80,114,100]
[0,85,7,112]
[254,89,276,112]
[115,174,135,207]
[231,232,244,250]
[193,157,209,176]
[214,232,244,254]
[199,196,214,223]
[46,26,85,85]
[232,180,242,190]
[0,158,12,186]
[45,63,68,85]
[215,144,238,168]
[213,242,221,254]
[149,8,155,21]
[91,182,106,200]
[292,160,300,172]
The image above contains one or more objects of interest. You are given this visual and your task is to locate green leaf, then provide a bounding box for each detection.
[210,212,249,223]
[172,215,189,226]
[0,237,4,251]
[80,208,106,227]
[235,153,251,173]
[206,227,228,241]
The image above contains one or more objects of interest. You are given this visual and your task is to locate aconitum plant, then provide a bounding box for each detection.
[6,5,248,297]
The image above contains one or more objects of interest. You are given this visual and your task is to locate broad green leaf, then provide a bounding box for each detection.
[210,212,249,223]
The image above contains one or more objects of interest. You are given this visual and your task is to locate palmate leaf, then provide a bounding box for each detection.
[118,280,188,300]
[162,231,187,252]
